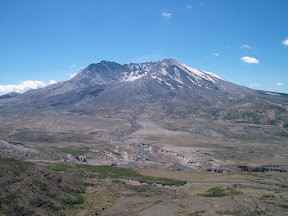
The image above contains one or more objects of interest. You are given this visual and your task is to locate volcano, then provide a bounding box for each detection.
[1,59,288,127]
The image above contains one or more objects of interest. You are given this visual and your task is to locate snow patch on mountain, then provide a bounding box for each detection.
[204,71,224,81]
[187,76,198,85]
[175,61,224,83]
[121,71,148,82]
[167,74,184,85]
[164,81,175,90]
[160,67,168,75]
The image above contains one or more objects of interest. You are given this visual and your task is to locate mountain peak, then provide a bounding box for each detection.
[158,58,179,64]
[69,59,224,87]
[86,60,121,69]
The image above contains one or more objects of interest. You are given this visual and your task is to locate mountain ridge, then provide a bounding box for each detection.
[1,59,288,127]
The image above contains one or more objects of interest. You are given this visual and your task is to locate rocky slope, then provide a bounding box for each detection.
[0,92,20,100]
[1,59,288,127]
[0,157,79,215]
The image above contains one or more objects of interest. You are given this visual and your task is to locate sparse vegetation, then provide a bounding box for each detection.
[63,194,84,205]
[55,147,90,156]
[75,164,186,186]
[261,194,276,199]
[276,133,288,138]
[202,187,226,197]
[0,156,28,166]
[49,205,62,212]
[78,147,90,151]
[81,182,95,187]
[5,193,17,203]
[75,164,141,179]
[0,157,87,215]
[202,187,243,197]
[48,163,69,171]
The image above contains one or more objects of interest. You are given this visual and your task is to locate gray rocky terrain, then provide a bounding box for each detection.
[0,59,288,215]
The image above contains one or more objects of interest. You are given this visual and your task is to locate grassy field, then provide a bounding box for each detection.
[202,187,243,197]
[75,164,186,186]
[55,147,90,156]
[48,163,69,171]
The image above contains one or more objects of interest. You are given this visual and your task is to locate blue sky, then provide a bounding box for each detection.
[0,0,288,94]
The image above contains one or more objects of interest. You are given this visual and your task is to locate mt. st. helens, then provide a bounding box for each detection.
[1,59,288,216]
[1,59,288,127]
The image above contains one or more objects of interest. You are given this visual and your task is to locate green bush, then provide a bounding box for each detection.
[63,195,84,205]
[260,194,276,199]
[50,205,61,211]
[203,187,226,197]
[6,193,17,203]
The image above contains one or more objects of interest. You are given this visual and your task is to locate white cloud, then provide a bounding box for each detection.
[0,80,56,94]
[49,80,57,85]
[161,11,172,17]
[249,83,260,88]
[186,4,192,9]
[277,82,284,86]
[282,38,288,46]
[72,64,77,67]
[212,53,219,56]
[240,56,259,64]
[241,45,252,49]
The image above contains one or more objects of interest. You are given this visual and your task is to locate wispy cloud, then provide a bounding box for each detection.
[241,44,252,49]
[161,11,172,17]
[277,82,284,86]
[282,38,288,46]
[72,64,77,67]
[186,4,192,9]
[249,83,260,88]
[0,80,57,94]
[212,53,219,56]
[240,56,259,64]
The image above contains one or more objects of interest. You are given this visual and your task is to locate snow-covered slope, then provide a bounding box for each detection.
[117,59,224,86]
[148,59,224,89]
